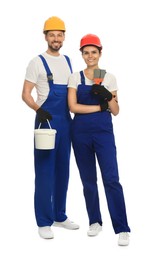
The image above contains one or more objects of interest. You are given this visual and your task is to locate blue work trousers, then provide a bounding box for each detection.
[34,55,72,227]
[71,112,130,234]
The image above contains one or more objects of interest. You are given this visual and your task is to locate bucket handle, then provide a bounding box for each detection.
[38,119,52,129]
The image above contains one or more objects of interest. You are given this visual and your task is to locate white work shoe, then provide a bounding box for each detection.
[38,226,54,239]
[53,218,79,230]
[87,222,102,236]
[118,232,129,246]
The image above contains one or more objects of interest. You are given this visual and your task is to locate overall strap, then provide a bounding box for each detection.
[38,55,53,82]
[64,55,73,73]
[80,71,85,84]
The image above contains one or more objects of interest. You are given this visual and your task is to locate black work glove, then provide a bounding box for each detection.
[91,84,113,101]
[100,100,109,112]
[36,107,52,123]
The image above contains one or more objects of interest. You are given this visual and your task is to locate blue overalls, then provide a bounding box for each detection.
[34,55,72,227]
[71,71,130,234]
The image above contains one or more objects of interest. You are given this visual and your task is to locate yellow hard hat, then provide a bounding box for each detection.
[43,16,66,32]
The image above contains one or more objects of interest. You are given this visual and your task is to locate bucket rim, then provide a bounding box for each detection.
[34,129,57,133]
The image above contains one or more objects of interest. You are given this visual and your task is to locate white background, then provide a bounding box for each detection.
[0,0,149,259]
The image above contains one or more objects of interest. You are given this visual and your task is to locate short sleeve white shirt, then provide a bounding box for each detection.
[25,52,72,106]
[68,71,118,92]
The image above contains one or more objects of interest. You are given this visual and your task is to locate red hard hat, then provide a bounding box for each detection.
[80,34,102,50]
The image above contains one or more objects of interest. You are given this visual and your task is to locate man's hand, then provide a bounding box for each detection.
[36,108,52,123]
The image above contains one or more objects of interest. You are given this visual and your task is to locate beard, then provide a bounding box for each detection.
[48,42,63,52]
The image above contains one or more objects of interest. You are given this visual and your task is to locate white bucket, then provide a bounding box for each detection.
[34,120,57,150]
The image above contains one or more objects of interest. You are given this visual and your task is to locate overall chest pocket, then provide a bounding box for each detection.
[53,85,67,97]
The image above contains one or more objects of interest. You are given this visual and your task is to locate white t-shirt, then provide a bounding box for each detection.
[25,52,72,106]
[68,71,118,92]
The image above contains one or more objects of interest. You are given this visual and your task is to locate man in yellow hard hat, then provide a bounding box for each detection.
[22,16,79,239]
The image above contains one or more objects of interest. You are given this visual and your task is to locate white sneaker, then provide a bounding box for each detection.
[53,218,79,230]
[87,223,102,236]
[38,226,54,239]
[118,232,129,246]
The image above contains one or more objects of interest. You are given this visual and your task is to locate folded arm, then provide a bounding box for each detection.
[68,87,101,114]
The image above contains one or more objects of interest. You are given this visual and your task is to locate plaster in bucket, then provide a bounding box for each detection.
[34,120,57,150]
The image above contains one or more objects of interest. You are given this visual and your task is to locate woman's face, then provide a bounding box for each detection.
[82,46,101,67]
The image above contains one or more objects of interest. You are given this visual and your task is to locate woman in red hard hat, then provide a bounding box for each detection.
[68,34,131,246]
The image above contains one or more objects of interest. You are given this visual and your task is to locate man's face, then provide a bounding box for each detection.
[45,31,65,52]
